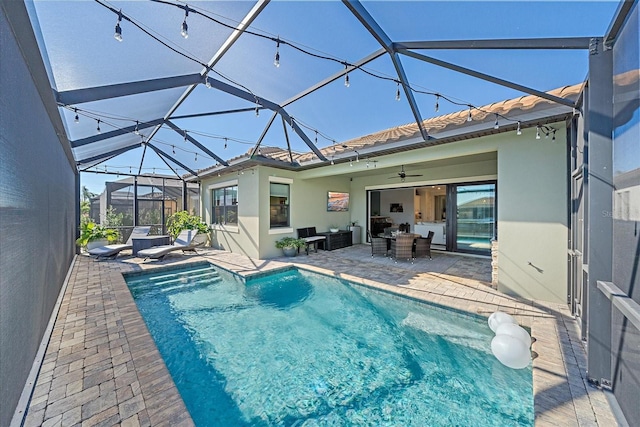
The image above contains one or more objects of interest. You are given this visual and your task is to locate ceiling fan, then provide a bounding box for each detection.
[388,165,423,182]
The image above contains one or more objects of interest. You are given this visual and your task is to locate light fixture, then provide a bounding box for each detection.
[344,64,350,87]
[184,130,188,142]
[467,106,473,122]
[224,138,228,149]
[435,95,440,112]
[552,130,556,141]
[349,159,353,167]
[255,97,260,117]
[172,145,175,154]
[195,153,197,162]
[96,119,101,133]
[204,72,211,88]
[494,114,499,129]
[535,125,541,140]
[134,120,139,135]
[366,159,370,168]
[181,7,189,39]
[395,82,401,101]
[330,157,335,165]
[114,11,123,42]
[355,151,359,162]
[74,108,79,123]
[274,39,280,68]
[516,121,522,135]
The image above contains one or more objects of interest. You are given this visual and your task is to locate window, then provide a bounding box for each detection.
[270,182,290,228]
[212,185,238,225]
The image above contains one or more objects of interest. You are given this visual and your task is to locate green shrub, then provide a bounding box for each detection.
[76,222,119,247]
[275,237,307,249]
[166,211,211,239]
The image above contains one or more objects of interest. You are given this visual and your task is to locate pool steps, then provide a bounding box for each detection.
[127,267,221,293]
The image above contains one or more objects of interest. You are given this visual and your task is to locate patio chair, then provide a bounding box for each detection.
[414,231,434,259]
[297,227,326,255]
[368,230,388,257]
[88,226,151,259]
[137,229,206,260]
[390,233,416,263]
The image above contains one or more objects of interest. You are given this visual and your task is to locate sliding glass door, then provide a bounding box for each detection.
[450,182,496,254]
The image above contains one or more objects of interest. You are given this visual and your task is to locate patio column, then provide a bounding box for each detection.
[585,38,613,387]
[133,176,138,226]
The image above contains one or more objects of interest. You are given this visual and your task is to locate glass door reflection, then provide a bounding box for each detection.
[454,183,495,253]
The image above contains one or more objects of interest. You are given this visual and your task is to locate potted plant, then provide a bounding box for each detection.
[275,237,307,257]
[76,221,119,250]
[166,211,212,242]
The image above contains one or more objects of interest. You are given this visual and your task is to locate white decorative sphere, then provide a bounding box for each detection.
[495,322,532,348]
[491,334,531,369]
[488,311,518,333]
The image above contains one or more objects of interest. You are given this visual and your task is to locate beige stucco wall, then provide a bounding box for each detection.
[201,167,354,259]
[496,134,568,303]
[199,123,568,303]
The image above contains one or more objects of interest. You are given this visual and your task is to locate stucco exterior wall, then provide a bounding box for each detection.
[496,133,568,302]
[199,123,568,303]
[201,167,354,259]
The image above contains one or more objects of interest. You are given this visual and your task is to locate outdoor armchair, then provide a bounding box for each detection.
[414,230,434,259]
[390,233,417,263]
[368,230,388,257]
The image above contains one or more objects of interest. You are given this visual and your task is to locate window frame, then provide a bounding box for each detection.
[268,177,293,234]
[207,180,239,232]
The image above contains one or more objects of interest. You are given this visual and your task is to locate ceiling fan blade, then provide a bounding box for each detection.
[405,174,423,177]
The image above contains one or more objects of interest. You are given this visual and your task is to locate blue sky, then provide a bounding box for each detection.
[59,0,621,195]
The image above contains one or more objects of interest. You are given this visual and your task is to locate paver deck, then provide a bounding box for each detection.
[22,245,618,426]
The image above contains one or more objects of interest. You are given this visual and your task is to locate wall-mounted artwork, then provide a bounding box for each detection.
[327,191,349,212]
[390,203,403,213]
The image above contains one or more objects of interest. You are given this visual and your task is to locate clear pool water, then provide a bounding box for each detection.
[125,263,533,426]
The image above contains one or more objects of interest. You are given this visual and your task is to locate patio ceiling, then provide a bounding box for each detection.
[25,0,620,180]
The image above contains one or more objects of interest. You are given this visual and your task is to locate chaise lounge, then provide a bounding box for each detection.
[88,226,151,259]
[137,229,206,260]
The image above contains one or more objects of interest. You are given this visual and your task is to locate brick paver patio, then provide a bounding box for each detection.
[22,246,618,426]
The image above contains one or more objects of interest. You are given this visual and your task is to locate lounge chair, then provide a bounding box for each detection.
[88,226,151,259]
[137,229,206,260]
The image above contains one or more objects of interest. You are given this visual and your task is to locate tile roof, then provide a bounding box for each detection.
[196,83,582,177]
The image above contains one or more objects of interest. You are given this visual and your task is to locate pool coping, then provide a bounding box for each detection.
[22,250,618,427]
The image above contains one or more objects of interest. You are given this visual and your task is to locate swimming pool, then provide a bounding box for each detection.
[125,263,533,426]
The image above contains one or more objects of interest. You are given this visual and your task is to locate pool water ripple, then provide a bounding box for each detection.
[126,264,533,426]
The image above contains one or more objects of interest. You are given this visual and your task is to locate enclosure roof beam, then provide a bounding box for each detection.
[147,143,198,177]
[393,38,594,50]
[76,144,140,165]
[55,74,202,105]
[398,49,578,108]
[204,75,326,160]
[165,120,229,166]
[342,0,429,141]
[70,118,165,148]
[281,48,386,108]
